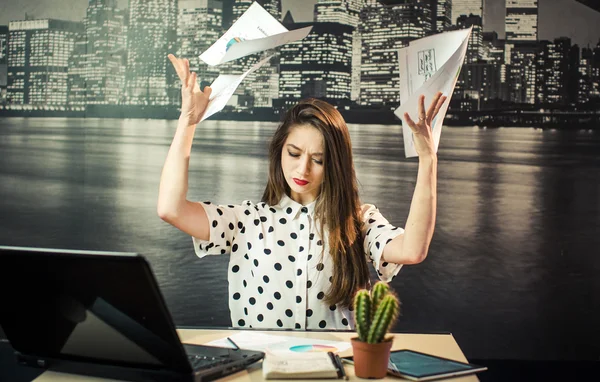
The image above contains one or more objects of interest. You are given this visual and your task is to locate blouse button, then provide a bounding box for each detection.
[301,207,308,213]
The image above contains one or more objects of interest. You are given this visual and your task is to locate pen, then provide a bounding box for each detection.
[226,337,240,350]
[328,352,349,380]
[334,353,349,380]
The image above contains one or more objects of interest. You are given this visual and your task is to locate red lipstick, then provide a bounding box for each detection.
[293,178,309,186]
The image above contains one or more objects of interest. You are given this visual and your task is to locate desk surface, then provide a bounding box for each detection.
[26,329,478,382]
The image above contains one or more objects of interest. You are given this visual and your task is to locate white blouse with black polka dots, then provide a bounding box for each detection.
[192,195,403,330]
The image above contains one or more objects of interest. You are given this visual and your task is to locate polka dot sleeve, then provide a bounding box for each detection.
[361,204,404,281]
[192,201,248,258]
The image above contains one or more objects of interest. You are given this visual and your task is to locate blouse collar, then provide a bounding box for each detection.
[276,194,317,220]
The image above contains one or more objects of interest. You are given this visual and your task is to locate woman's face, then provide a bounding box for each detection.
[281,124,325,205]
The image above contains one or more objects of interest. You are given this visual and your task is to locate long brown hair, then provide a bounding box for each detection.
[262,98,370,308]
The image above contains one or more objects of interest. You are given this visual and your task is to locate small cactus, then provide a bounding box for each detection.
[353,281,400,344]
[354,290,371,342]
[370,281,389,321]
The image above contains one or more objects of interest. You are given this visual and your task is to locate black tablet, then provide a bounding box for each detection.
[343,349,487,381]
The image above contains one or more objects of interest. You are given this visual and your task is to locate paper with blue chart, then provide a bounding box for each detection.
[199,1,312,66]
[206,331,351,354]
[395,27,472,158]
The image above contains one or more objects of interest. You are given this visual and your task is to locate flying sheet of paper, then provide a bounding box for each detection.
[201,55,273,121]
[199,1,312,66]
[205,331,351,354]
[394,27,472,158]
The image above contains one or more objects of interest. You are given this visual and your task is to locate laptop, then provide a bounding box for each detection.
[0,246,265,382]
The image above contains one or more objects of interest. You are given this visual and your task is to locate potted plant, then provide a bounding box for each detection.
[351,281,400,379]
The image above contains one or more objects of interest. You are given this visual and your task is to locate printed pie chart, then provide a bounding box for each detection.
[289,344,338,353]
[226,37,244,51]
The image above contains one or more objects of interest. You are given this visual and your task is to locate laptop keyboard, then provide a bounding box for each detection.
[187,354,230,370]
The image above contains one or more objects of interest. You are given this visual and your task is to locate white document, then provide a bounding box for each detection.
[206,332,289,351]
[394,27,472,158]
[201,54,273,121]
[199,1,312,66]
[205,331,351,353]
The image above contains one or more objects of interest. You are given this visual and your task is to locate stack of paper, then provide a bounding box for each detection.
[394,27,472,158]
[198,2,312,121]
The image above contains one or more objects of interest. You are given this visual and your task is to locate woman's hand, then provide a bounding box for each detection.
[168,54,212,126]
[403,92,447,157]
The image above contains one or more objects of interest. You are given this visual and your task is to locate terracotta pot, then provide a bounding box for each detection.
[350,337,393,379]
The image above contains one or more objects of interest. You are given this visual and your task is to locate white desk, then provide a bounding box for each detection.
[33,329,479,382]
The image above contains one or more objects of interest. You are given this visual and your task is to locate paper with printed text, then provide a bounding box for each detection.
[395,27,472,158]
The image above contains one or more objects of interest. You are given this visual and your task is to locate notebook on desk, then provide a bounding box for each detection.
[0,246,265,382]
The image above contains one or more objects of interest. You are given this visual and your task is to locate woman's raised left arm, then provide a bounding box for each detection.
[381,92,446,265]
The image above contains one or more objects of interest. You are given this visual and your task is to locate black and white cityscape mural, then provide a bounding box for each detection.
[1,0,599,361]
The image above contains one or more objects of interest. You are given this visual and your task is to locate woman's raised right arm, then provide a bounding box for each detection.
[157,54,212,241]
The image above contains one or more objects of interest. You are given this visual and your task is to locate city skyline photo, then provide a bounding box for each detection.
[1,0,600,127]
[1,0,600,46]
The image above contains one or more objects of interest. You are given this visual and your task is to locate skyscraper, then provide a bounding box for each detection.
[7,19,84,106]
[505,0,539,104]
[260,0,282,20]
[359,0,433,107]
[125,0,178,106]
[314,0,364,27]
[232,0,281,22]
[454,13,485,109]
[314,0,365,100]
[591,42,600,102]
[578,46,592,104]
[507,43,539,104]
[0,27,6,63]
[279,22,353,105]
[536,38,570,105]
[68,0,127,106]
[231,0,254,22]
[452,0,482,24]
[68,33,90,107]
[0,26,7,103]
[481,32,510,102]
[505,0,538,43]
[436,0,452,32]
[457,14,482,64]
[351,30,362,100]
[178,0,223,88]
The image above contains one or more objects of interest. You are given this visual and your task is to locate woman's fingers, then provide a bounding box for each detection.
[182,59,190,86]
[168,54,186,82]
[431,95,447,120]
[187,71,196,91]
[426,92,443,123]
[404,112,418,133]
[417,94,426,120]
[203,86,212,98]
[406,92,446,133]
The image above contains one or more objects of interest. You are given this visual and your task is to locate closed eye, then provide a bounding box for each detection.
[313,158,323,165]
[288,151,300,158]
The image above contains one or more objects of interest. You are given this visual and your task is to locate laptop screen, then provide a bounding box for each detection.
[0,246,191,372]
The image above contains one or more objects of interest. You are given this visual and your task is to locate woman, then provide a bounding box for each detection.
[158,55,446,330]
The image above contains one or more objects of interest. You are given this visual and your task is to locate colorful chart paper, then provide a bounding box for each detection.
[289,344,338,353]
